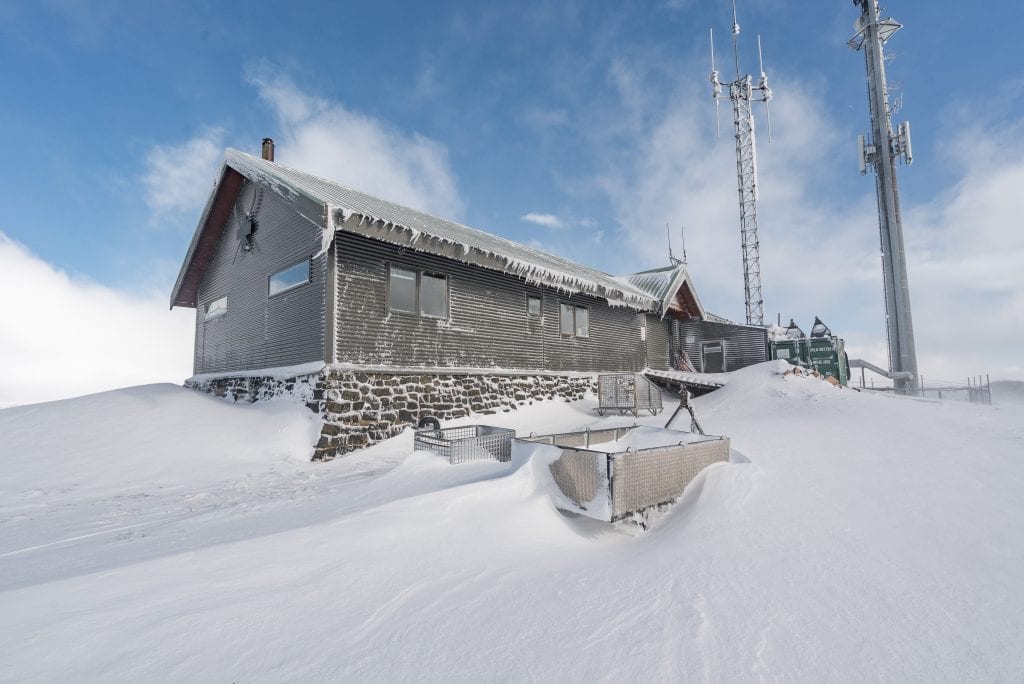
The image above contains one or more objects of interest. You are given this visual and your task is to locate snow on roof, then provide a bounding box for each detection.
[616,264,707,320]
[223,149,657,309]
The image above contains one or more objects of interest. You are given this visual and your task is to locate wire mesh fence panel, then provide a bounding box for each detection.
[610,438,729,519]
[633,374,663,414]
[519,426,634,449]
[523,426,729,521]
[414,425,515,464]
[548,449,609,510]
[597,373,663,415]
[597,374,637,413]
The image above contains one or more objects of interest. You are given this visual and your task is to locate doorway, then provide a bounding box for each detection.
[701,341,725,373]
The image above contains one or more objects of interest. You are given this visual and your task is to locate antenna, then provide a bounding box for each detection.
[708,0,774,326]
[710,29,721,139]
[849,0,919,394]
[757,35,773,142]
[680,224,688,265]
[666,222,676,264]
[732,0,741,80]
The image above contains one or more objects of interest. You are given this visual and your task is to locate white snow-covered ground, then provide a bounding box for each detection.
[1,362,1023,681]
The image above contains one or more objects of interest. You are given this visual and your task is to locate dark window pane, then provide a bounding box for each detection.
[269,259,310,296]
[560,303,574,335]
[575,306,589,337]
[389,266,417,313]
[528,297,541,316]
[420,273,448,318]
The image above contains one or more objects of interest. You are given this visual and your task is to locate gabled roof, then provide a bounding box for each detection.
[172,149,721,318]
[171,149,659,310]
[170,164,246,308]
[617,264,706,320]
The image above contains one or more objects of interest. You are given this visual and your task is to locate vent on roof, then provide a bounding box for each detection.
[261,138,275,162]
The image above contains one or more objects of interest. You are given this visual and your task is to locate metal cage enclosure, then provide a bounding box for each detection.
[596,373,664,416]
[414,425,515,464]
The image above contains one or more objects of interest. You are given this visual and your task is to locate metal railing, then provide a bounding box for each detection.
[519,427,729,521]
[414,425,515,464]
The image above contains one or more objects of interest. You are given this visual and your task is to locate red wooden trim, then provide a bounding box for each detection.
[172,169,244,307]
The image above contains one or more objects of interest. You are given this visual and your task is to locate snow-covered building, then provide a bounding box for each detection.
[170,142,767,458]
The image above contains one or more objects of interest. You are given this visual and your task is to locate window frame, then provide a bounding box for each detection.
[419,272,449,319]
[204,295,227,321]
[387,264,450,321]
[268,258,312,298]
[574,306,590,338]
[387,265,418,314]
[559,303,575,336]
[559,302,590,339]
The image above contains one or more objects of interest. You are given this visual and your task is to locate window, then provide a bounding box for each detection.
[574,307,589,338]
[269,259,310,296]
[420,273,448,318]
[389,265,449,319]
[204,296,227,320]
[527,297,541,317]
[388,266,417,313]
[560,303,590,338]
[560,303,574,335]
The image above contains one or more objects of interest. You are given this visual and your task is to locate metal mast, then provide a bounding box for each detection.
[849,0,918,394]
[709,2,772,326]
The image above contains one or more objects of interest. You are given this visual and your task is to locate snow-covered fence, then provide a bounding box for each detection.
[414,425,515,464]
[521,427,729,522]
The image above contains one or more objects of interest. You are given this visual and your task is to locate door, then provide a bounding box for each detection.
[701,341,725,373]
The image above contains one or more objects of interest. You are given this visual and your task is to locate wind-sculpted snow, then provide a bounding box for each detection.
[1,364,1024,681]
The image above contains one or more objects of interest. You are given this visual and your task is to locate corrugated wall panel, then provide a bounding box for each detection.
[672,318,769,373]
[335,232,645,372]
[645,315,671,370]
[193,182,326,374]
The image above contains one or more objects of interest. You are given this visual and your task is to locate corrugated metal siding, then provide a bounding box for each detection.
[225,149,654,309]
[194,181,326,374]
[672,318,769,373]
[645,315,671,370]
[335,232,645,372]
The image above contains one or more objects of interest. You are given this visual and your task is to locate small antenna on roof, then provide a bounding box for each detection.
[680,224,688,265]
[667,222,685,266]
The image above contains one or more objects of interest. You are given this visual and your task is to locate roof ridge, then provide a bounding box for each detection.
[223,148,657,307]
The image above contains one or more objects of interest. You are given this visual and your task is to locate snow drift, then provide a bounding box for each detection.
[1,363,1023,681]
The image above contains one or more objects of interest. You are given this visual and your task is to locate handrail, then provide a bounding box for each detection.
[848,358,913,381]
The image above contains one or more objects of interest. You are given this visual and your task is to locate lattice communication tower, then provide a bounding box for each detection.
[709,1,772,326]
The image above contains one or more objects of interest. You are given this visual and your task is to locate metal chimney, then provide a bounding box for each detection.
[261,138,275,161]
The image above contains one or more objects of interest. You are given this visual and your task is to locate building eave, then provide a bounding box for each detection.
[169,163,245,309]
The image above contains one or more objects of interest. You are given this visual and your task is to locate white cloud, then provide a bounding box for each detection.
[521,212,565,229]
[899,121,1024,383]
[596,66,1024,382]
[248,72,463,219]
[143,128,224,219]
[0,234,195,407]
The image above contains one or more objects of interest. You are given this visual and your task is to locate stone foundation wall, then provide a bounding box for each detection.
[187,368,597,461]
[185,373,321,410]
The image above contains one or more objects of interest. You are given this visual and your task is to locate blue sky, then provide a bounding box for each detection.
[1,0,1022,402]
